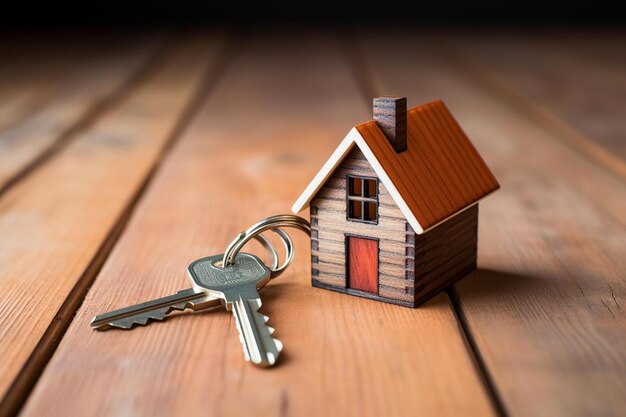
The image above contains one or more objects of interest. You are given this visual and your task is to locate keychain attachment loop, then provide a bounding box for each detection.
[222,214,311,278]
[251,234,282,272]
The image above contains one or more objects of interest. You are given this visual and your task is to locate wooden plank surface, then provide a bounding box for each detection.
[20,34,496,417]
[0,37,222,415]
[0,36,93,129]
[355,33,626,416]
[450,33,626,178]
[0,37,161,191]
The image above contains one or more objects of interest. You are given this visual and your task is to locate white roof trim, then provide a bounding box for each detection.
[291,128,425,234]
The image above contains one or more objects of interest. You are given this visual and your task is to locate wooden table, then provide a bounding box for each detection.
[0,30,624,417]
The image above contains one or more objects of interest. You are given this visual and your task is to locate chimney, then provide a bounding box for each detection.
[373,96,407,153]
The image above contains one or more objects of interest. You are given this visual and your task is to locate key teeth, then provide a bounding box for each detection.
[95,300,198,331]
[233,302,283,367]
[274,338,284,353]
[109,314,163,330]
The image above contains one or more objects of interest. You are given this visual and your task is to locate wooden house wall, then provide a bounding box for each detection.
[412,205,479,305]
[310,148,414,305]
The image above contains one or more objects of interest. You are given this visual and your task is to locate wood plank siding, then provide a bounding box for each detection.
[413,205,478,305]
[311,148,413,306]
[310,147,479,307]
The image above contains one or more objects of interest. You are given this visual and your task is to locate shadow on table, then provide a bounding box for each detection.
[450,267,540,304]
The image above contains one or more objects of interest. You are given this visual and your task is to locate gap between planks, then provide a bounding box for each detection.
[0,38,163,196]
[0,36,234,417]
[447,286,509,417]
[340,32,508,417]
[439,38,626,181]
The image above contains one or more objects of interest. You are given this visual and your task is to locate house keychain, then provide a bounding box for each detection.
[92,96,500,368]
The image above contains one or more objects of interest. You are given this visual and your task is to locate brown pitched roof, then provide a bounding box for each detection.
[292,99,499,233]
[355,100,499,230]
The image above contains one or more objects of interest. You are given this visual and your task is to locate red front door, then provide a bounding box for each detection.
[347,236,379,294]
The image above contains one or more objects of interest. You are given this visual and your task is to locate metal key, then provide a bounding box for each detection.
[90,264,271,331]
[188,253,283,367]
[91,289,216,330]
[90,231,286,330]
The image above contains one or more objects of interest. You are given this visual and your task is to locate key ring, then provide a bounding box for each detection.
[222,214,311,278]
[250,228,294,277]
[252,234,282,271]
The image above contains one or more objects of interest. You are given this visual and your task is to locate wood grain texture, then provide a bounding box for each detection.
[413,205,478,305]
[347,236,379,293]
[452,33,626,172]
[0,37,160,191]
[373,96,407,152]
[0,36,102,130]
[20,34,495,417]
[0,38,220,412]
[356,99,499,231]
[311,148,412,302]
[357,33,626,416]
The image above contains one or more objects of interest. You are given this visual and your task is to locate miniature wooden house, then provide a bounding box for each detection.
[292,97,499,307]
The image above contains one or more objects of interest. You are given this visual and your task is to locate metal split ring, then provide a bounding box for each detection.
[251,230,293,277]
[222,214,311,278]
[251,234,282,272]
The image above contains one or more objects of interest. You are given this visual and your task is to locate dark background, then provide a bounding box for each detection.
[2,0,626,28]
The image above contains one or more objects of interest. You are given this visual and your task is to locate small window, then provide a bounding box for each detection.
[347,176,378,223]
[349,178,362,196]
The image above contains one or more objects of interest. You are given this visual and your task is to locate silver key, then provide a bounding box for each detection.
[92,232,285,331]
[188,253,283,367]
[91,257,272,331]
[91,289,217,330]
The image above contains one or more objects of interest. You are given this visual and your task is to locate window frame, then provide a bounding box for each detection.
[346,175,379,224]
